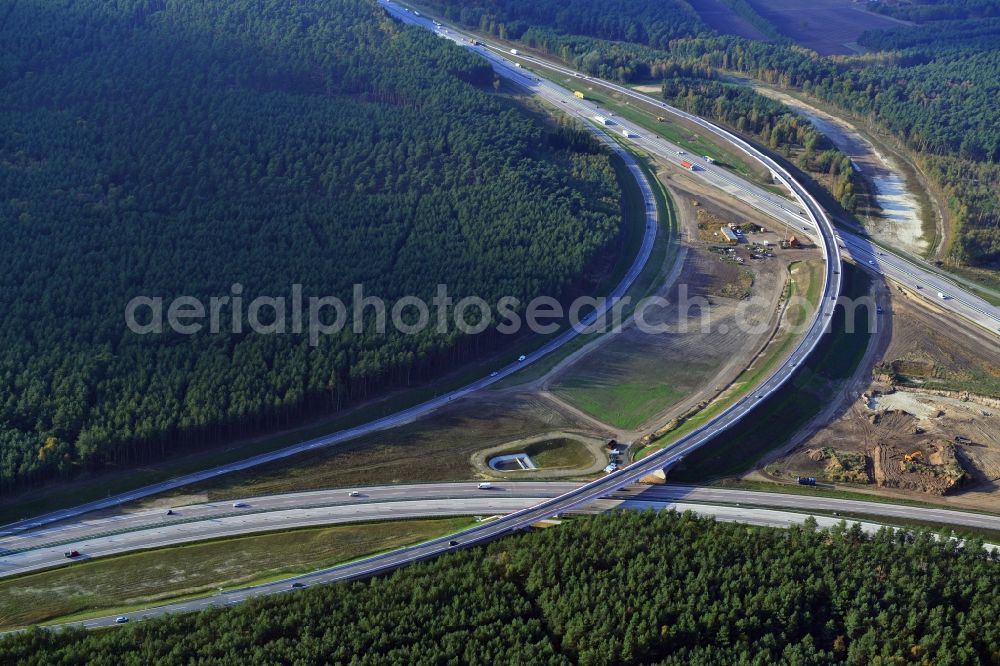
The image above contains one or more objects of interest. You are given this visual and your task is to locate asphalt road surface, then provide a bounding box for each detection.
[6,482,1000,581]
[26,482,996,631]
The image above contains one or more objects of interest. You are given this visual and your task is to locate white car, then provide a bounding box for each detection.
[518,355,526,362]
[478,482,492,490]
[348,491,361,497]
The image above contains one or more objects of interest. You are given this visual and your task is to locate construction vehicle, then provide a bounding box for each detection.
[903,451,923,463]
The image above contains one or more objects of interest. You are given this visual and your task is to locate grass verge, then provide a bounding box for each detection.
[553,381,683,430]
[0,517,472,629]
[489,437,597,470]
[525,66,776,191]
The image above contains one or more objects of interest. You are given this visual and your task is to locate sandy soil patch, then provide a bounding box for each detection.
[752,87,931,255]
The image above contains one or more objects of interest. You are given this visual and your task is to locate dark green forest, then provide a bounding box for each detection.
[0,0,624,490]
[423,0,1000,266]
[4,511,998,664]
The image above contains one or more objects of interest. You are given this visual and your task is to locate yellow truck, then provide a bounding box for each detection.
[573,91,585,99]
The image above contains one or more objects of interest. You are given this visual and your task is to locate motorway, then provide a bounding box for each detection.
[388,2,999,336]
[6,482,1000,581]
[5,0,847,630]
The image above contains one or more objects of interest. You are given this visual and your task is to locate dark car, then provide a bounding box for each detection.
[64,550,80,558]
[448,540,459,547]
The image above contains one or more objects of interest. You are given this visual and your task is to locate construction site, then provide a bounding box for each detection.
[760,278,1000,511]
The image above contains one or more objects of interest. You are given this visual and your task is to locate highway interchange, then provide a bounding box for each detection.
[4,0,999,633]
[6,0,843,629]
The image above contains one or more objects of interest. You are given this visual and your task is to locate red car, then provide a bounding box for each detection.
[64,550,80,558]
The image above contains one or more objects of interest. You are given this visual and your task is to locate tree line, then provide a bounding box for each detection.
[4,510,998,664]
[0,0,624,490]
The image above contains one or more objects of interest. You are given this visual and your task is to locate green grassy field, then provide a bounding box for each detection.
[553,380,683,430]
[520,438,597,469]
[0,518,472,629]
[786,260,824,326]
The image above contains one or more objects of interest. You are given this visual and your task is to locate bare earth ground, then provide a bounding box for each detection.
[755,283,1000,512]
[750,86,939,257]
[687,0,771,41]
[746,0,911,55]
